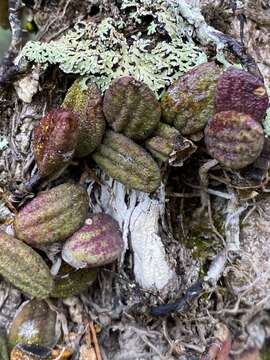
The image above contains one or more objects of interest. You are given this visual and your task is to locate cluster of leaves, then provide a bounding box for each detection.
[20,0,207,95]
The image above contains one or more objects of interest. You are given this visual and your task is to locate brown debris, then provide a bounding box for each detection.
[234,347,260,360]
[200,324,231,360]
[51,347,73,360]
[83,317,102,360]
[0,187,17,215]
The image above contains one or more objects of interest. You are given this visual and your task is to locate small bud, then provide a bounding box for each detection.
[145,123,197,165]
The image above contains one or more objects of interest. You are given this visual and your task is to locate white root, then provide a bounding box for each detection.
[88,174,176,291]
[205,250,227,286]
[204,191,247,286]
[129,193,175,290]
[225,192,247,253]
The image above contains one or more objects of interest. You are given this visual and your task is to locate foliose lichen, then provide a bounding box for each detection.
[20,0,207,94]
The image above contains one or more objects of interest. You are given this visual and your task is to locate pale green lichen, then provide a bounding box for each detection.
[20,0,207,95]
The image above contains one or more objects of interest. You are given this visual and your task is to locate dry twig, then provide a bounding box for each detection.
[84,317,102,360]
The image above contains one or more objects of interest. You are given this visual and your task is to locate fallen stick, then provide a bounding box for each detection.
[87,318,102,360]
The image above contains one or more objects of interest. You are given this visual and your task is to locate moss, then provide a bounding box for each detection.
[20,0,207,95]
[181,209,224,261]
[51,264,97,298]
[183,228,219,261]
[0,333,9,360]
[260,339,270,360]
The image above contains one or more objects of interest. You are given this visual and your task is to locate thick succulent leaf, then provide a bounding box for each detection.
[92,131,161,193]
[103,76,161,141]
[205,111,264,170]
[62,80,105,157]
[62,214,123,269]
[215,67,269,122]
[161,62,222,135]
[0,232,54,299]
[34,109,78,177]
[8,300,56,349]
[14,183,89,247]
